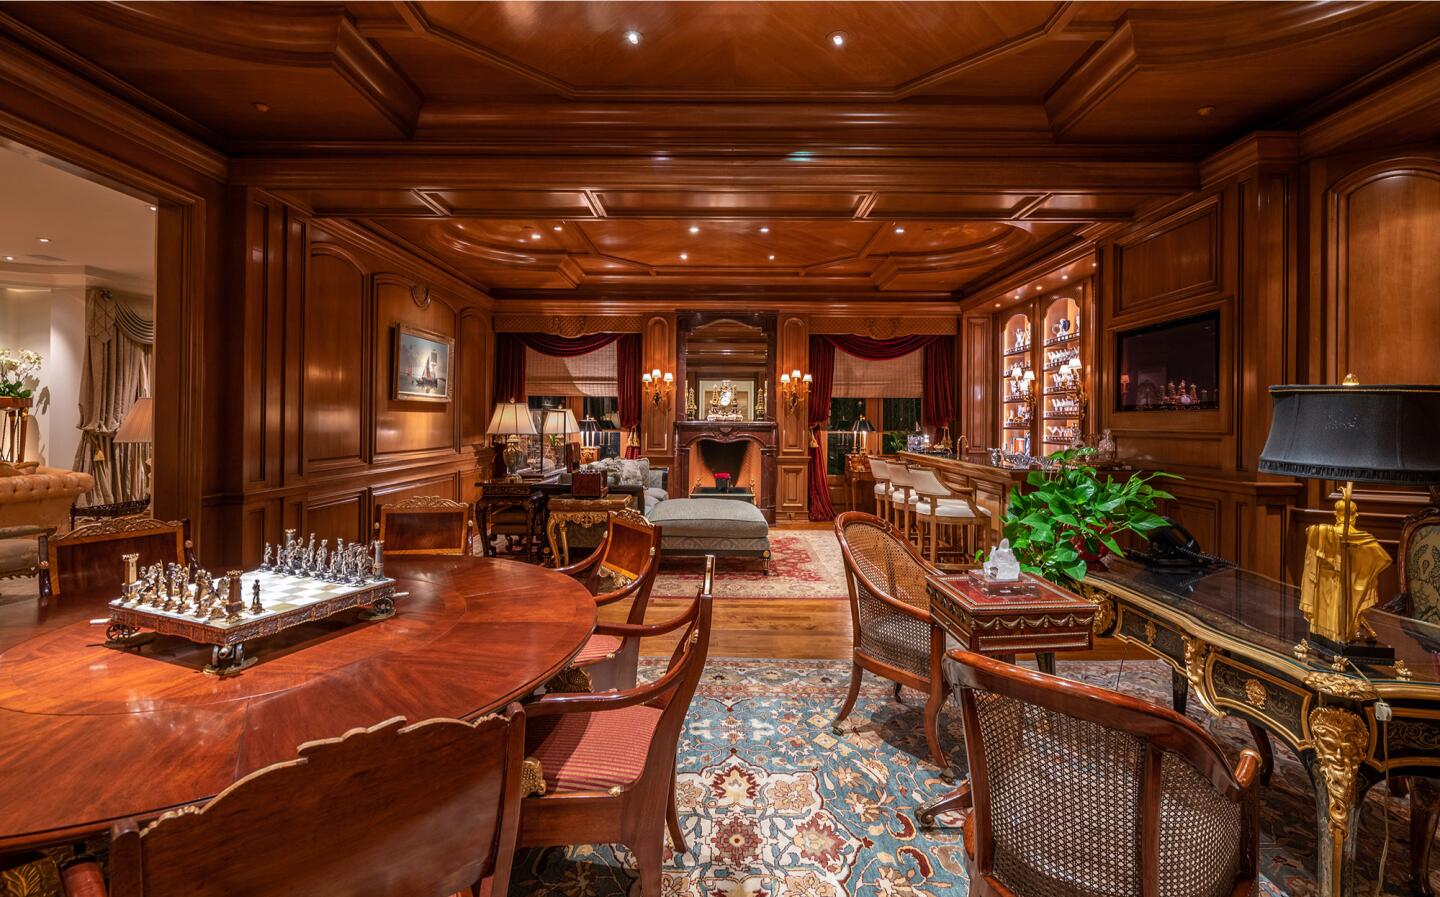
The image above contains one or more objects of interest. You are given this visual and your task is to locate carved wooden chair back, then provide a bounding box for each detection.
[947,650,1260,897]
[99,706,532,897]
[595,509,660,588]
[39,517,194,600]
[1399,501,1440,624]
[376,495,474,555]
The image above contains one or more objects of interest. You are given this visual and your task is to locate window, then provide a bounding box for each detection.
[826,397,867,476]
[881,397,921,455]
[582,396,622,459]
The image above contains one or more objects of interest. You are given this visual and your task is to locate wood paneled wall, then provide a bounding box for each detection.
[216,191,494,567]
[969,136,1440,589]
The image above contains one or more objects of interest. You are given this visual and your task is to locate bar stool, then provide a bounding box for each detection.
[868,457,895,525]
[885,462,919,543]
[908,465,992,569]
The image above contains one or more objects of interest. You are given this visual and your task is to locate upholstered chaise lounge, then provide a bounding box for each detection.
[647,497,770,573]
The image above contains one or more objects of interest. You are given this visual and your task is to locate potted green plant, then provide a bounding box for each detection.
[998,448,1176,586]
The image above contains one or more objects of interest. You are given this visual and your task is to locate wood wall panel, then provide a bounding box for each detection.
[642,314,674,461]
[1114,198,1221,316]
[777,460,808,521]
[458,310,492,446]
[777,315,809,458]
[303,246,368,469]
[304,490,366,546]
[1329,159,1440,385]
[373,274,457,458]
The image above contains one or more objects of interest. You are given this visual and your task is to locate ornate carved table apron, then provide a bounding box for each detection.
[1080,556,1440,897]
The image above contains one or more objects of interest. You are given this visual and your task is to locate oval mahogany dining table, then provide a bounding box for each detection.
[0,555,595,851]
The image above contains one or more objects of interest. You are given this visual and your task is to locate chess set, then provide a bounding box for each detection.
[106,529,398,676]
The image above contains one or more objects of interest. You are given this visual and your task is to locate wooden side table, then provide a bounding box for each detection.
[477,483,544,562]
[916,571,1097,825]
[545,495,631,567]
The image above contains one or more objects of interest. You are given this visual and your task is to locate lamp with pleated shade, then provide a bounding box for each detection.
[486,399,538,480]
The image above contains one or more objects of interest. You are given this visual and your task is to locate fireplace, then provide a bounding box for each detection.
[674,421,777,523]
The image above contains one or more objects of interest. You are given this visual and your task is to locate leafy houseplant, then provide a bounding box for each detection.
[999,448,1176,586]
[0,348,41,400]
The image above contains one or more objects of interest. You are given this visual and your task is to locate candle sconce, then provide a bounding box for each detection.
[642,368,674,409]
[779,369,812,411]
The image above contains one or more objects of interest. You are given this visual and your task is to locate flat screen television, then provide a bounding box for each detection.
[1115,312,1220,412]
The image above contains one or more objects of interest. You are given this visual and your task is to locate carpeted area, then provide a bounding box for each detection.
[511,657,1431,897]
[655,531,848,600]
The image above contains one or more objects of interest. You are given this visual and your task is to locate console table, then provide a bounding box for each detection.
[1079,557,1440,897]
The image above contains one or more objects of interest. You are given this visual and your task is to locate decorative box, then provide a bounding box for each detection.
[571,470,609,498]
[926,571,1096,657]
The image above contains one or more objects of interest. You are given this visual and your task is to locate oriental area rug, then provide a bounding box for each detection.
[510,658,1431,897]
[654,531,848,600]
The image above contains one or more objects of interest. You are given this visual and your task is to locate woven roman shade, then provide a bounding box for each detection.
[832,349,922,398]
[525,342,618,398]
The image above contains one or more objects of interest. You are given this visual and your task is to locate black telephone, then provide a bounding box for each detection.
[1135,518,1224,569]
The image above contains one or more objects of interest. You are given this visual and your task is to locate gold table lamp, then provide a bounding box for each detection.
[485,399,539,481]
[1259,376,1440,666]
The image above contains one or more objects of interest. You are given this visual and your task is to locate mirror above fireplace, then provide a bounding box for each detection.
[678,316,772,422]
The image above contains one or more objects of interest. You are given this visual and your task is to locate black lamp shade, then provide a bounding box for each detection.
[1259,384,1440,485]
[579,416,599,434]
[851,416,875,435]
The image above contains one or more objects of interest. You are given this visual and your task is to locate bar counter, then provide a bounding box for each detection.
[895,451,1027,540]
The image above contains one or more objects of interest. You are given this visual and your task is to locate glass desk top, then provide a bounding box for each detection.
[1089,557,1439,687]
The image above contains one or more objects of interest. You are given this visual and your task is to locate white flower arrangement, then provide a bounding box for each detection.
[0,347,42,399]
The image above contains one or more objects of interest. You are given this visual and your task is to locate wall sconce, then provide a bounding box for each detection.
[1064,357,1088,426]
[642,368,674,409]
[779,369,812,411]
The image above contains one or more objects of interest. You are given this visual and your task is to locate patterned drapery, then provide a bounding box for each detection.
[73,288,153,506]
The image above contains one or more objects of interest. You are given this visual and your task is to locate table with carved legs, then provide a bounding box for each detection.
[1080,557,1440,897]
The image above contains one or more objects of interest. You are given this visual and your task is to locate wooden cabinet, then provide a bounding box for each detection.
[994,278,1091,456]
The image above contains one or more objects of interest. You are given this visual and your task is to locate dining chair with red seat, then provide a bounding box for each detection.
[376,494,475,556]
[551,508,662,691]
[519,555,714,897]
[58,705,538,897]
[946,649,1262,897]
[39,516,196,601]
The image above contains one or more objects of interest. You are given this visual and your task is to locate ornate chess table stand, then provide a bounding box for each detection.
[1079,557,1440,897]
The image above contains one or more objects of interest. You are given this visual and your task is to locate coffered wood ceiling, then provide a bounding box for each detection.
[5,1,1440,300]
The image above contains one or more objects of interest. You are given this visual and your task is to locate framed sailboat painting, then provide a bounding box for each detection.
[392,324,453,402]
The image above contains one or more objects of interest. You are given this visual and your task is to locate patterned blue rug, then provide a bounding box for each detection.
[511,658,1430,897]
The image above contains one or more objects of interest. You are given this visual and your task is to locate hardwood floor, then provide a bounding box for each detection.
[605,523,1147,663]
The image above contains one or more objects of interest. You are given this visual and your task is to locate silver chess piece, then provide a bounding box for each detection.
[249,581,263,615]
[372,541,384,579]
[225,571,245,622]
[206,580,227,621]
[261,543,272,570]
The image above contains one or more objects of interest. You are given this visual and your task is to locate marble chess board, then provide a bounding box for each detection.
[108,569,398,650]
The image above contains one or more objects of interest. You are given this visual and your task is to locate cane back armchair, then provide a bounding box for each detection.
[833,511,954,774]
[520,556,715,897]
[59,705,537,897]
[39,517,196,600]
[948,649,1261,897]
[376,495,475,555]
[552,508,662,691]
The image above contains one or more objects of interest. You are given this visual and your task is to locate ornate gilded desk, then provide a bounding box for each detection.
[1080,558,1440,897]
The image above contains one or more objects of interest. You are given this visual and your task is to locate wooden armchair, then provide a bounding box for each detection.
[519,556,714,897]
[1386,495,1440,624]
[832,511,954,775]
[552,508,662,691]
[947,649,1261,897]
[39,517,195,601]
[376,495,475,555]
[58,705,536,897]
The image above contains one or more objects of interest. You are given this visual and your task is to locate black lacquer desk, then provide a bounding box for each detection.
[1081,558,1440,897]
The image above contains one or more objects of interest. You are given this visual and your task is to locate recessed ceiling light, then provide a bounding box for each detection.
[148,206,157,212]
[759,226,770,234]
[37,237,49,243]
[995,302,1001,308]
[768,254,776,260]
[3,256,12,262]
[1061,274,1069,280]
[688,226,699,234]
[253,102,270,113]
[828,31,847,47]
[1196,105,1216,117]
[624,29,642,45]
[894,226,905,234]
[530,232,542,241]
[680,253,688,260]
[552,225,562,231]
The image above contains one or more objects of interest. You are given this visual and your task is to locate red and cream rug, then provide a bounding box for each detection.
[655,530,848,600]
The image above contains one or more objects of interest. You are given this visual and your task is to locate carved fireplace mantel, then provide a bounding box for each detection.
[674,421,777,524]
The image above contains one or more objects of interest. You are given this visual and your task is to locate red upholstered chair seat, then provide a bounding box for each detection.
[527,704,662,793]
[573,633,623,665]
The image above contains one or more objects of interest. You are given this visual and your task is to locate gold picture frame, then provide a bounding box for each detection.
[392,324,453,403]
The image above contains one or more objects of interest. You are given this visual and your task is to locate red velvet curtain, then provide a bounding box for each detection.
[807,335,837,521]
[518,332,623,356]
[493,333,526,406]
[806,333,957,520]
[616,334,643,458]
[921,335,956,429]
